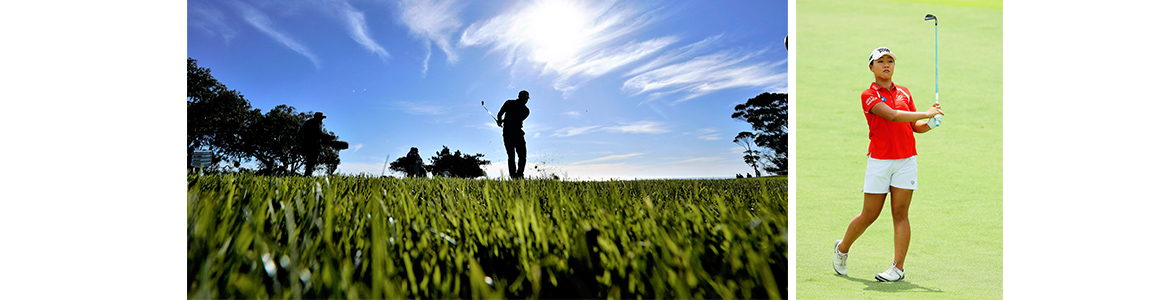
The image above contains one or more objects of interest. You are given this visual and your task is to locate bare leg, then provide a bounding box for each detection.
[839,193,888,253]
[889,186,913,270]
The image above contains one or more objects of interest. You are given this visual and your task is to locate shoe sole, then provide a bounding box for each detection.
[875,274,904,282]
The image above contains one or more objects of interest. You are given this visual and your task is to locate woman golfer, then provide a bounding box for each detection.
[832,47,942,282]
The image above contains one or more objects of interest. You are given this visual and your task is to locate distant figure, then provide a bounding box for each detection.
[497,90,531,179]
[298,112,328,176]
[406,147,425,178]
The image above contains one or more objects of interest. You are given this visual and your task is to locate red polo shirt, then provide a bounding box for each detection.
[861,82,917,159]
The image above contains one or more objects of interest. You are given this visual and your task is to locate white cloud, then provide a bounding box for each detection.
[398,0,464,76]
[551,36,678,93]
[351,143,365,152]
[624,49,787,103]
[391,101,447,115]
[551,125,602,137]
[459,0,665,94]
[551,120,669,137]
[234,2,321,69]
[606,120,669,134]
[190,3,237,43]
[694,128,723,141]
[674,157,722,164]
[336,1,391,61]
[571,153,644,165]
[625,34,722,76]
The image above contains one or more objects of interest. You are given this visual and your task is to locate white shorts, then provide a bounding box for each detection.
[862,155,918,194]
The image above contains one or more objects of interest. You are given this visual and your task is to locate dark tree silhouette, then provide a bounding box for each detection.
[188,57,341,175]
[188,58,253,170]
[732,92,787,175]
[734,131,763,177]
[428,146,490,178]
[245,105,340,176]
[388,155,427,177]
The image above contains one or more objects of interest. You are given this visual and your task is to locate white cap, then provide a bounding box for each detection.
[869,47,896,64]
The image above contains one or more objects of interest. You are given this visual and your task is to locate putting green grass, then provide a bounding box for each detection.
[793,0,1001,299]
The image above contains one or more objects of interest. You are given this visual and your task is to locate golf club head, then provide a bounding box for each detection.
[924,14,937,24]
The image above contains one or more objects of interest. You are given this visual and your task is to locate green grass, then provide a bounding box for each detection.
[793,0,1001,298]
[188,173,787,299]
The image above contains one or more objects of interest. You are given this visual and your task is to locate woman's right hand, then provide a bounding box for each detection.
[926,103,944,118]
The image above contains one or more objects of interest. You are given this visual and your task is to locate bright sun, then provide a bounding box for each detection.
[519,0,591,66]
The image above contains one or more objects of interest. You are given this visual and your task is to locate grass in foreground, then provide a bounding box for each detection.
[188,173,787,299]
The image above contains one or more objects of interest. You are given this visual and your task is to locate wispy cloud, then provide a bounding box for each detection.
[552,125,602,137]
[693,128,723,141]
[572,153,645,165]
[391,101,447,115]
[351,143,365,152]
[606,120,670,134]
[675,157,723,164]
[459,0,665,94]
[625,34,723,76]
[456,1,785,104]
[624,48,787,104]
[552,37,678,93]
[335,1,391,62]
[235,2,321,69]
[551,120,670,137]
[398,0,464,76]
[190,2,237,43]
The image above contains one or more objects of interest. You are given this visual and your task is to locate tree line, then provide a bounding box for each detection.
[190,57,783,178]
[188,58,492,178]
[188,58,342,176]
[732,92,787,176]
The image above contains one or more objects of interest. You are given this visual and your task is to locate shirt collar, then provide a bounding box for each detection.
[871,82,897,93]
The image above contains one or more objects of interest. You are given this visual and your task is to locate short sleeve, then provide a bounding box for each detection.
[861,89,882,113]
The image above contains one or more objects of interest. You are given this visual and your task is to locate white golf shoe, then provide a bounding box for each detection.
[875,261,905,282]
[832,240,848,275]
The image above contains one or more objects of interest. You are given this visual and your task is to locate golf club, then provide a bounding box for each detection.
[925,13,942,128]
[481,101,500,125]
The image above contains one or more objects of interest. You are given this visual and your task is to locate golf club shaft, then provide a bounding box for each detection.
[930,14,942,128]
[482,102,499,122]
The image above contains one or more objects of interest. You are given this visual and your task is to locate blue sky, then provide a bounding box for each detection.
[188,0,787,180]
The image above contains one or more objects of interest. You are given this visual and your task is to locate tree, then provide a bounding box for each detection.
[244,105,341,176]
[188,57,342,175]
[734,131,763,177]
[428,146,490,178]
[187,58,254,170]
[732,92,787,175]
[388,155,426,177]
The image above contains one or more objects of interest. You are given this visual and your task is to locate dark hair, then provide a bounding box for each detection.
[869,56,894,66]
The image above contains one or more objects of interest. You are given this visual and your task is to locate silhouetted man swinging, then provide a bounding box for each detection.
[497,90,530,179]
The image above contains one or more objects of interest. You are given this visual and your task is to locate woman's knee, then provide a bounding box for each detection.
[890,207,910,222]
[857,210,881,224]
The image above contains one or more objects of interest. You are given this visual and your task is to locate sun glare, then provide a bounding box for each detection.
[519,1,591,66]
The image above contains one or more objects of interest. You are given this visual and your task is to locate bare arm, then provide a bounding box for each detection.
[912,120,932,133]
[869,102,942,123]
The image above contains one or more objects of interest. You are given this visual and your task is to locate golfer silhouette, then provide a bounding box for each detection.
[496,90,530,179]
